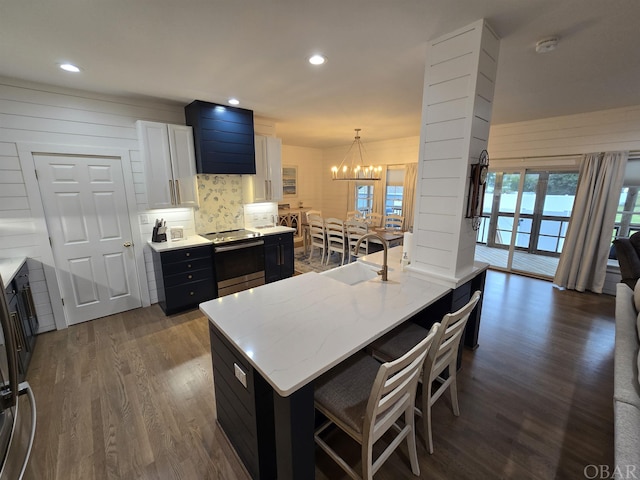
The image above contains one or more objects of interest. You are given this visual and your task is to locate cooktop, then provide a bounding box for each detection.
[202,229,262,245]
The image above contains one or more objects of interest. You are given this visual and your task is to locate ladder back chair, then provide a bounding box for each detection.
[324,217,347,266]
[308,215,326,263]
[368,291,482,453]
[383,214,404,230]
[345,219,369,263]
[314,323,440,480]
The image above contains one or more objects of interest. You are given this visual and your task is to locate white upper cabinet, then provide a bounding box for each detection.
[137,121,198,209]
[243,135,283,203]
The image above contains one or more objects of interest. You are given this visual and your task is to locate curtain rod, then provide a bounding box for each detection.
[496,150,640,161]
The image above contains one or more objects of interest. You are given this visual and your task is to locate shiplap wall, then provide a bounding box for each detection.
[412,20,499,282]
[488,105,640,159]
[0,76,191,330]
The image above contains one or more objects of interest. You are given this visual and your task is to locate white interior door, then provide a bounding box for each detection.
[34,154,141,325]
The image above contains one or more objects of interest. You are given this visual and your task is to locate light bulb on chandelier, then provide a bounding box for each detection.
[330,129,381,181]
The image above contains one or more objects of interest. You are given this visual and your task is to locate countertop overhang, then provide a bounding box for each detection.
[0,257,28,289]
[200,246,452,396]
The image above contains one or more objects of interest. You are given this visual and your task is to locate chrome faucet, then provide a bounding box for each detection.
[355,233,389,281]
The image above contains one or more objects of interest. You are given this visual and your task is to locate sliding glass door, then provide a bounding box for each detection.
[476,170,578,278]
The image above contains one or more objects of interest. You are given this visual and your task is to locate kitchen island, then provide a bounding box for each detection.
[200,247,487,479]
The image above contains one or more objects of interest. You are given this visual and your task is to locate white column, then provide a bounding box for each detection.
[411,19,500,284]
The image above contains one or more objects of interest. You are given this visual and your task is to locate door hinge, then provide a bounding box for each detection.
[61,298,64,306]
[48,237,52,247]
[34,169,38,180]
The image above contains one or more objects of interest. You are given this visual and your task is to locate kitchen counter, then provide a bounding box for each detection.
[246,225,296,235]
[201,246,450,396]
[0,257,27,287]
[147,235,211,252]
[201,246,486,479]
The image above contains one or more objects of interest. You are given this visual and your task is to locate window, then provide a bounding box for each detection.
[355,184,374,214]
[385,186,403,215]
[477,170,578,256]
[385,166,405,215]
[614,186,640,241]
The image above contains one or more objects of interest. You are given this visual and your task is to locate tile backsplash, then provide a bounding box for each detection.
[194,174,244,233]
[243,202,278,229]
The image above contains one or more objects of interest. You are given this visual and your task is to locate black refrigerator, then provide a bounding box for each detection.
[0,273,36,479]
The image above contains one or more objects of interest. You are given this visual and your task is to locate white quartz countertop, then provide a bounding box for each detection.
[200,247,450,396]
[147,235,212,252]
[246,226,296,235]
[0,257,27,289]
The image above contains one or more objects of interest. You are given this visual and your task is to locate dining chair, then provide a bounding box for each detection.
[345,219,369,263]
[305,209,322,222]
[384,214,404,230]
[324,217,347,265]
[308,215,326,263]
[346,210,363,221]
[314,323,440,480]
[368,291,482,453]
[365,212,382,228]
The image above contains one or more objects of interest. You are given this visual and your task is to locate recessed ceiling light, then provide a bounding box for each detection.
[228,98,240,105]
[59,63,81,73]
[308,54,327,66]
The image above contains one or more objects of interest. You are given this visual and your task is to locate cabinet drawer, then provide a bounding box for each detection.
[164,280,215,311]
[161,245,211,265]
[161,257,212,276]
[163,267,213,288]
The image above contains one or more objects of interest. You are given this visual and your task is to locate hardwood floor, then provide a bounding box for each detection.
[24,271,615,479]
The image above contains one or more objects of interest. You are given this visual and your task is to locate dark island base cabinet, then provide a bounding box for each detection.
[209,324,277,480]
[264,233,294,284]
[4,262,38,381]
[152,245,216,315]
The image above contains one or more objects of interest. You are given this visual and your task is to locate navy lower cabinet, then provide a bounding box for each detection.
[152,245,215,315]
[264,233,294,284]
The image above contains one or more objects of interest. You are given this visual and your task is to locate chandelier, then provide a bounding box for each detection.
[331,129,381,181]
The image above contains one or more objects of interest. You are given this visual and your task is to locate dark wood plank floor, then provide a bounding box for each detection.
[24,271,615,479]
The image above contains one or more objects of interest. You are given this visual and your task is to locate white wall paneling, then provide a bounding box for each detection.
[0,76,187,329]
[488,105,640,159]
[412,19,500,282]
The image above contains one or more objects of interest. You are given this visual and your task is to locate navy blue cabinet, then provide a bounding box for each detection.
[184,100,256,174]
[152,245,216,315]
[264,232,294,284]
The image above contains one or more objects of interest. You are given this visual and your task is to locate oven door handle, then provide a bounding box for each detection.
[214,240,265,253]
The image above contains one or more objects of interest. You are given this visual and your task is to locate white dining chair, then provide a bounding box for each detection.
[314,323,440,480]
[324,217,347,265]
[384,214,404,230]
[308,215,326,263]
[345,219,369,263]
[368,291,481,453]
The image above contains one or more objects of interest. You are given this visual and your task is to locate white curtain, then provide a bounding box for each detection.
[402,163,418,231]
[553,151,628,293]
[372,167,387,215]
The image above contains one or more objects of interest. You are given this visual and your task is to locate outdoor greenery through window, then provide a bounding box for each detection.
[614,187,640,242]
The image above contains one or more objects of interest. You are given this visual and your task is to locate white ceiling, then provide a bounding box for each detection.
[1,0,640,148]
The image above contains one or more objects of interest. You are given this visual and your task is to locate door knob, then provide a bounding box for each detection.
[123,242,132,247]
